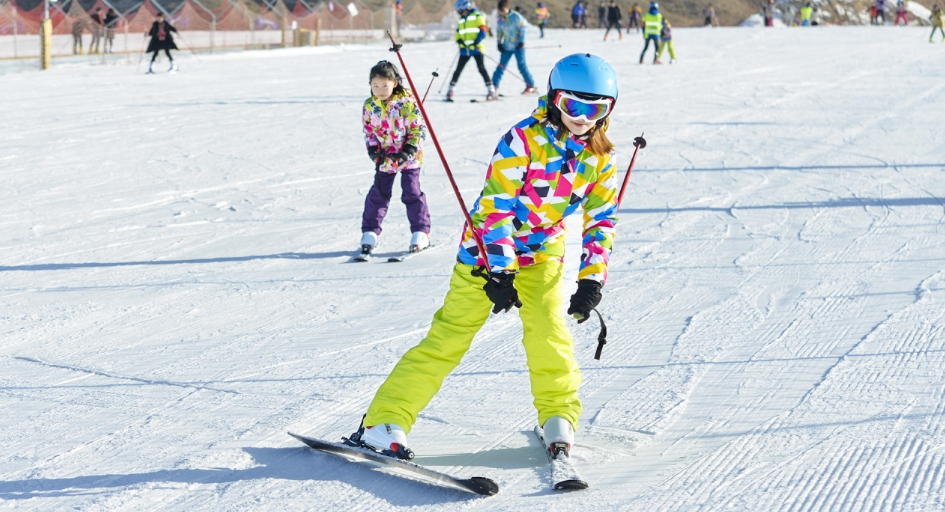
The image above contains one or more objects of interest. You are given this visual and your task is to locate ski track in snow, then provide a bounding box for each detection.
[2,27,945,510]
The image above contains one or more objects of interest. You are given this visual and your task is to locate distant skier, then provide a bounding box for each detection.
[447,0,496,101]
[763,0,774,26]
[89,8,103,54]
[876,0,887,24]
[598,2,607,27]
[72,19,85,55]
[626,3,642,32]
[572,0,584,27]
[894,0,908,25]
[931,4,944,41]
[800,2,813,25]
[493,0,538,95]
[658,19,676,63]
[104,9,119,54]
[869,4,878,24]
[351,53,624,463]
[535,2,549,37]
[640,1,662,64]
[704,5,715,26]
[146,13,178,73]
[358,61,430,259]
[603,0,623,40]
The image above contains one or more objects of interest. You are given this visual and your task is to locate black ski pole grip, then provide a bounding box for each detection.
[591,308,608,360]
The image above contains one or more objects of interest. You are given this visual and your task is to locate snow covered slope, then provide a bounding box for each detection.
[2,27,945,510]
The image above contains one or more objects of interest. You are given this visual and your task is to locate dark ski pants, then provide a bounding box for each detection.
[361,168,430,236]
[450,54,492,87]
[931,25,944,39]
[151,48,173,63]
[640,35,660,62]
[604,20,622,39]
[626,17,639,33]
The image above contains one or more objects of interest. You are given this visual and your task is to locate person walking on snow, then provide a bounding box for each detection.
[598,2,607,27]
[104,9,119,54]
[493,0,538,95]
[359,61,431,258]
[640,2,662,64]
[603,0,623,40]
[658,19,675,63]
[626,3,642,32]
[349,53,623,462]
[146,13,178,73]
[876,0,887,24]
[931,4,945,41]
[448,0,497,102]
[894,0,909,25]
[535,2,549,37]
[704,5,715,26]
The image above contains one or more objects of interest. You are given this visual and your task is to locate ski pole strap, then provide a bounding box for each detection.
[590,308,608,360]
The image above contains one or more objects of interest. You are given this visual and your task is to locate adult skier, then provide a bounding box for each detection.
[89,8,103,54]
[703,5,715,26]
[931,4,944,41]
[535,2,549,37]
[447,0,497,102]
[350,53,622,462]
[359,61,430,258]
[640,2,662,64]
[658,19,675,63]
[603,0,623,40]
[800,2,813,25]
[876,0,887,24]
[626,3,642,32]
[72,19,85,55]
[146,12,178,73]
[493,0,538,95]
[572,0,585,27]
[598,2,607,27]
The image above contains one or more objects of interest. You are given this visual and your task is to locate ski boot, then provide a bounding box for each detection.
[522,85,538,94]
[354,232,377,261]
[409,231,430,253]
[486,84,498,101]
[346,416,414,460]
[445,85,455,102]
[168,62,177,73]
[654,59,662,65]
[147,65,155,74]
[541,416,574,460]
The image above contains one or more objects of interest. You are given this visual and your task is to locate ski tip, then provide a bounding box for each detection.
[553,479,589,491]
[465,476,500,496]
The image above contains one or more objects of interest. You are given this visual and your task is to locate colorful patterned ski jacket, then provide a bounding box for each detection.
[457,96,619,284]
[362,89,425,173]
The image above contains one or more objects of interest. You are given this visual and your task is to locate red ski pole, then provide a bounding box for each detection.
[617,133,646,207]
[386,31,491,269]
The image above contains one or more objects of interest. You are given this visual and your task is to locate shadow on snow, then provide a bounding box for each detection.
[0,251,352,273]
[621,196,945,214]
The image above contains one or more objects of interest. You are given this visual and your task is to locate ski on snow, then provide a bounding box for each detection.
[533,425,589,491]
[288,432,499,496]
[352,244,438,263]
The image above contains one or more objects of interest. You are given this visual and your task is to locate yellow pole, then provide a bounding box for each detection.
[41,18,52,70]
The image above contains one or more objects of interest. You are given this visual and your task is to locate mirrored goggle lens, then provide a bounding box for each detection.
[557,96,611,121]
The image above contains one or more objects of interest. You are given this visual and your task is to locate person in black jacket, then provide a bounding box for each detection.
[146,13,178,73]
[603,0,623,40]
[104,9,119,54]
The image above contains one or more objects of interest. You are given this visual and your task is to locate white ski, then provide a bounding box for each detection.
[533,425,588,491]
[388,244,438,263]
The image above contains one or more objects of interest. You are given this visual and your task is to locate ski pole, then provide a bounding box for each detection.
[175,31,202,62]
[617,133,646,207]
[386,31,491,269]
[438,50,459,94]
[523,44,562,50]
[584,133,646,361]
[136,33,147,73]
[484,53,526,85]
[421,68,438,104]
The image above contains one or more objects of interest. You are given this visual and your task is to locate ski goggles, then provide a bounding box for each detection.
[553,91,614,123]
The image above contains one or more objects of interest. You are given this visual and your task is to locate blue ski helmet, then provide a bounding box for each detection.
[547,53,618,101]
[454,0,473,11]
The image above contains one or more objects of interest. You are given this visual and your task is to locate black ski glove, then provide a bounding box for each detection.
[516,42,524,50]
[387,144,417,166]
[481,271,522,314]
[567,280,602,323]
[368,145,383,170]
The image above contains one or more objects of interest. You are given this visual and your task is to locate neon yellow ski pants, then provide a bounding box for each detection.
[658,39,675,60]
[365,261,582,433]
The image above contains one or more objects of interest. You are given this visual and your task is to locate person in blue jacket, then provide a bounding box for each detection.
[493,0,538,95]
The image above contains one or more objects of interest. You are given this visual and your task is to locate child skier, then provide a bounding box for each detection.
[894,0,909,25]
[932,4,945,41]
[447,0,497,102]
[146,13,178,73]
[348,53,623,462]
[358,61,431,259]
[658,19,676,64]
